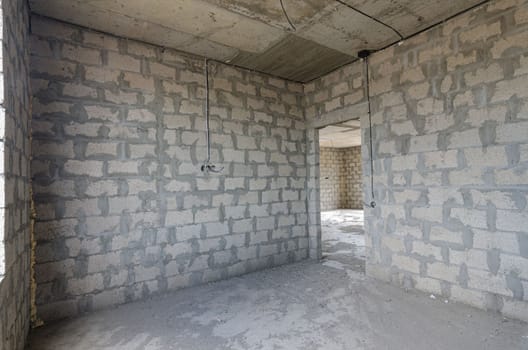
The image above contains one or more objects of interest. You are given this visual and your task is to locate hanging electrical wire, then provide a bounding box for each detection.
[280,0,296,31]
[357,50,376,209]
[201,59,223,174]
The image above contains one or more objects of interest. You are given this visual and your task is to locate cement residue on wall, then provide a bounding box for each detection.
[25,0,528,326]
[305,0,528,322]
[0,0,33,349]
[320,147,362,210]
[30,16,308,322]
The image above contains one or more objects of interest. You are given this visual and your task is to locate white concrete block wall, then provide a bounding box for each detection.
[304,63,365,124]
[0,0,32,349]
[22,0,528,326]
[306,0,528,321]
[30,16,307,322]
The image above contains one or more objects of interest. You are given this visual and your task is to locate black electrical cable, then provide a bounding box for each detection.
[305,0,492,84]
[280,0,296,31]
[201,59,223,174]
[334,0,403,41]
[205,58,211,163]
[357,51,376,208]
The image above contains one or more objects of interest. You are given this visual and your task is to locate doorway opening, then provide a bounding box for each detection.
[318,118,365,273]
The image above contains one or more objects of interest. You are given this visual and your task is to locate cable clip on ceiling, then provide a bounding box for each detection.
[201,58,224,174]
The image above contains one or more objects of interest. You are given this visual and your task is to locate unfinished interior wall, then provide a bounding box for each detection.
[320,147,362,210]
[305,128,322,260]
[304,63,366,127]
[0,0,32,349]
[307,0,528,321]
[30,16,308,322]
[320,147,344,210]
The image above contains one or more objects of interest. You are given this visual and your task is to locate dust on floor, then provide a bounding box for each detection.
[321,209,365,272]
[27,259,528,350]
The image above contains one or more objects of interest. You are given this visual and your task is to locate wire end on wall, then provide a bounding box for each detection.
[363,201,376,208]
[201,162,224,174]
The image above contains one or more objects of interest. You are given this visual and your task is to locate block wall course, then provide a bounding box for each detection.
[26,0,528,326]
[0,0,33,349]
[30,16,307,322]
[305,0,528,321]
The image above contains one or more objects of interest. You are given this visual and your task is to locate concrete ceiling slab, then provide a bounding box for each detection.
[29,0,240,61]
[30,0,484,82]
[319,120,362,148]
[203,0,336,30]
[298,3,398,55]
[229,34,355,82]
[341,119,361,128]
[342,0,484,37]
[83,0,286,54]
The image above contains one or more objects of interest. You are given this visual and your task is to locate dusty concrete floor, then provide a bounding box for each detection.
[25,209,528,349]
[321,209,366,272]
[27,260,528,349]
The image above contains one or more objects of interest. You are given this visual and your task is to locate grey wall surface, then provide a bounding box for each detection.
[320,147,362,210]
[30,16,308,322]
[0,0,33,349]
[26,0,528,326]
[306,0,528,321]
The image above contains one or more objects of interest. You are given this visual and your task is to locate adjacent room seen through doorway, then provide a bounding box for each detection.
[319,119,365,273]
